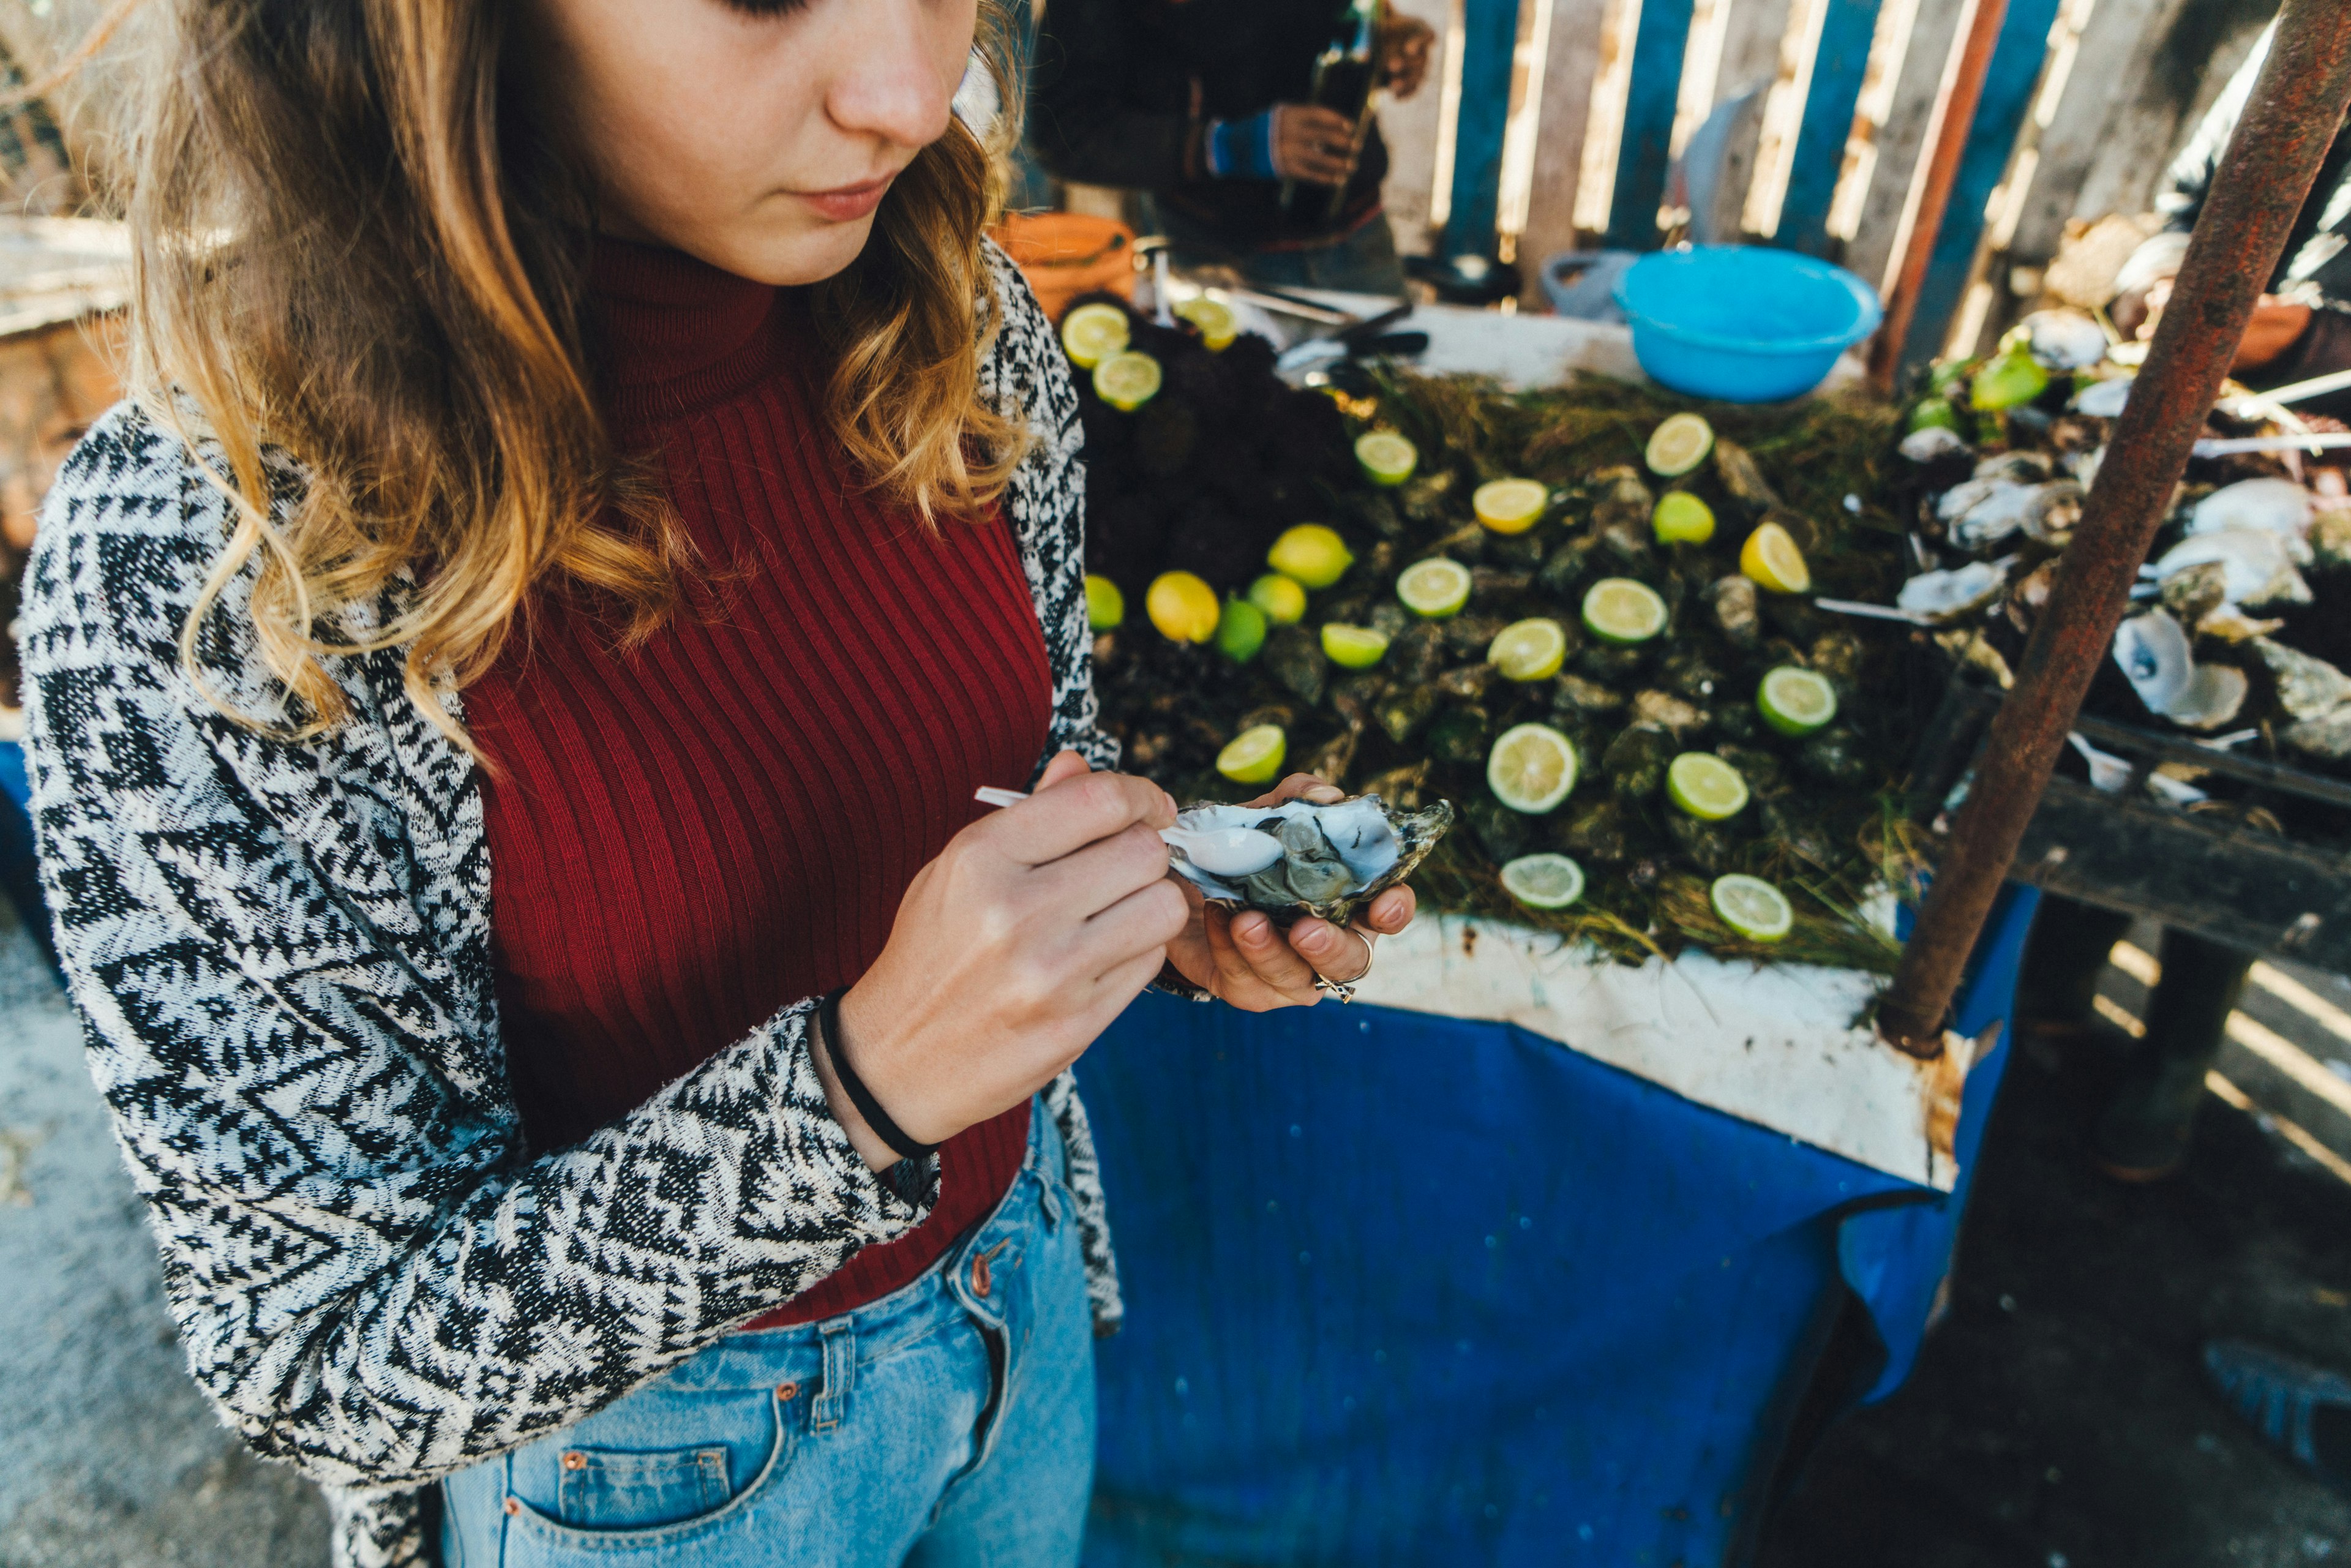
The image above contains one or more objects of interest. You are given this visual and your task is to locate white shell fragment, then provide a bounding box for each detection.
[2189,477,2314,546]
[1897,560,2008,620]
[2072,377,2132,418]
[2024,310,2112,371]
[2147,528,2313,609]
[1900,426,1968,462]
[2251,637,2351,721]
[1166,793,1453,925]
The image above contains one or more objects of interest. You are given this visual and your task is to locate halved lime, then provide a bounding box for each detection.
[1060,302,1130,369]
[1474,477,1550,535]
[1645,413,1715,477]
[1355,430,1419,487]
[1739,521,1810,595]
[1175,296,1237,351]
[1500,852,1586,910]
[1217,724,1287,785]
[1397,557,1472,618]
[1267,523,1354,590]
[1710,874,1793,943]
[1321,623,1390,669]
[1487,722,1580,814]
[1488,617,1568,682]
[1757,666,1837,737]
[1652,492,1716,545]
[1581,578,1669,645]
[1248,572,1308,625]
[1667,752,1750,820]
[1146,570,1220,643]
[1093,350,1163,412]
[1084,572,1125,631]
[1216,598,1267,664]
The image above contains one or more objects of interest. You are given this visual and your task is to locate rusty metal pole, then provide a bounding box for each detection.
[1868,0,2012,391]
[1877,0,2351,1058]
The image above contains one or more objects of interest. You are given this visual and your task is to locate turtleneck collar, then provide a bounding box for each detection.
[590,236,792,432]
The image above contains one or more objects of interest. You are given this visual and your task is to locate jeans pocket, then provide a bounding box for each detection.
[555,1446,730,1531]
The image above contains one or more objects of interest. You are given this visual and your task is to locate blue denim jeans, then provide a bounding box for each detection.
[440,1100,1094,1567]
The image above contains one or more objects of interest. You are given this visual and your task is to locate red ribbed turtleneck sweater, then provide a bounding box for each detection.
[465,239,1047,1327]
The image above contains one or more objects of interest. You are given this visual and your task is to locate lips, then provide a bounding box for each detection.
[798,175,896,223]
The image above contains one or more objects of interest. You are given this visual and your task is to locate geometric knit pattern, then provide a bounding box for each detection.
[18,244,1119,1568]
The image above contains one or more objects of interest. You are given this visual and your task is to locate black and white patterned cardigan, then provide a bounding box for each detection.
[18,247,1122,1568]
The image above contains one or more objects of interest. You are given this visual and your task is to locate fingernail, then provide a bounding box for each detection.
[1300,928,1335,955]
[1307,784,1344,803]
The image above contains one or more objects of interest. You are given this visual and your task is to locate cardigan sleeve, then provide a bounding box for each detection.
[18,407,939,1493]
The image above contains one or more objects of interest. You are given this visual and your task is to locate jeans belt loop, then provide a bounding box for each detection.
[812,1318,856,1433]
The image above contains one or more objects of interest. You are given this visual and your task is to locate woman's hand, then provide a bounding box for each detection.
[823,752,1186,1168]
[1270,105,1363,187]
[1163,774,1417,1011]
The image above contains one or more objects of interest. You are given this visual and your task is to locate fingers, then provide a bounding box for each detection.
[1287,917,1372,983]
[989,768,1177,866]
[1240,773,1346,810]
[1364,884,1416,934]
[1076,874,1190,970]
[1287,105,1355,141]
[1035,819,1176,918]
[1220,909,1324,1005]
[1033,749,1092,791]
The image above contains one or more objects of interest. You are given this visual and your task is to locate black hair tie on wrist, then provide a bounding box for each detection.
[818,988,940,1164]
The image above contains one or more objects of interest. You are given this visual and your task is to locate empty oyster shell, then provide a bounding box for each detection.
[1974,451,2055,484]
[2285,707,2351,763]
[1165,793,1453,927]
[1898,560,2008,620]
[2251,637,2351,721]
[2165,664,2249,731]
[2147,528,2312,609]
[1938,478,2079,551]
[2023,310,2111,371]
[1900,426,1968,462]
[2189,478,2314,550]
[2197,605,2285,641]
[2113,611,2192,713]
[2072,377,2132,418]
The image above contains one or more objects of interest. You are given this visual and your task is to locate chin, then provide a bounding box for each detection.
[719,214,880,288]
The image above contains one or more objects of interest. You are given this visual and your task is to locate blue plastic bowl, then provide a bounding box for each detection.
[1612,246,1882,403]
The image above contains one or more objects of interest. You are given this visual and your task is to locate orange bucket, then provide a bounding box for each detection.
[991,211,1136,323]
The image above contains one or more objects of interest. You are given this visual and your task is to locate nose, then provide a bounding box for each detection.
[825,0,958,151]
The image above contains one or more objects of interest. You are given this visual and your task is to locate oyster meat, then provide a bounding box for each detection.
[1164,793,1453,926]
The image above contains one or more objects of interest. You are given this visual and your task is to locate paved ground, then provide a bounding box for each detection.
[0,897,329,1568]
[6,887,2349,1567]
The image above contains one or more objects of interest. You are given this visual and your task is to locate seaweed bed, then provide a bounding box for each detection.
[1075,299,1941,971]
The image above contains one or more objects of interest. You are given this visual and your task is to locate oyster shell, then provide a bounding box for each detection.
[1900,426,1968,462]
[2251,637,2351,721]
[2165,664,2249,730]
[2285,707,2351,763]
[2189,477,2314,544]
[1974,451,2055,484]
[1938,478,2079,552]
[1898,560,2008,620]
[1166,793,1453,927]
[2112,611,2251,729]
[2147,528,2313,609]
[2197,604,2285,641]
[2072,377,2132,418]
[2023,310,2111,371]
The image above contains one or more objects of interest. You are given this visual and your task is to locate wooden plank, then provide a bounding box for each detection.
[1704,0,1799,236]
[1777,0,1889,252]
[2002,0,2170,264]
[1512,0,1612,295]
[1603,0,1699,248]
[2064,0,2275,241]
[2012,778,2351,974]
[1442,0,1528,257]
[1896,0,2063,380]
[1842,0,1968,295]
[1378,0,1459,255]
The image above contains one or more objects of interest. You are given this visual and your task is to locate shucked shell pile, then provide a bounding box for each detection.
[1164,793,1453,927]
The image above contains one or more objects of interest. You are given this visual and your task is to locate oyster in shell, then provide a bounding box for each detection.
[1164,793,1453,926]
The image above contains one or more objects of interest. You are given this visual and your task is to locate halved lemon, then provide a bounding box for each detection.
[1397,557,1472,618]
[1581,577,1669,645]
[1248,572,1308,625]
[1666,752,1750,821]
[1175,295,1237,350]
[1146,570,1220,643]
[1710,874,1794,943]
[1355,430,1419,487]
[1739,521,1810,595]
[1652,492,1716,545]
[1500,852,1586,910]
[1093,350,1163,412]
[1217,724,1287,786]
[1267,523,1354,590]
[1488,617,1569,682]
[1645,412,1715,477]
[1321,623,1390,669]
[1060,302,1130,369]
[1758,666,1838,737]
[1487,723,1580,814]
[1474,477,1550,534]
[1084,573,1125,631]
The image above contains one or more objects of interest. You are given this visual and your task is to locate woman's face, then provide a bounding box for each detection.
[528,0,981,284]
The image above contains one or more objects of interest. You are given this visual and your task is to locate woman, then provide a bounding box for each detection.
[19,2,1415,1564]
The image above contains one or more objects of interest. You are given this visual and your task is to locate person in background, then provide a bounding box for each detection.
[2018,20,2351,1182]
[1028,0,1433,296]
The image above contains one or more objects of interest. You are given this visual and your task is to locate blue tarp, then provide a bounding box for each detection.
[1081,886,2036,1567]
